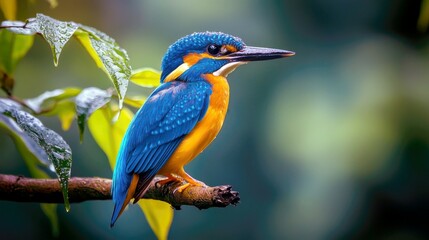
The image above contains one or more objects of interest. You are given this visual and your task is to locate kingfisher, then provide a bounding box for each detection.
[110,31,294,226]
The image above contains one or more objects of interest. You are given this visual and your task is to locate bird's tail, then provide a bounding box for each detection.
[110,202,124,228]
[110,173,138,227]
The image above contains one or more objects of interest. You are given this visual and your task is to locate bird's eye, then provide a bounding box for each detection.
[207,44,221,55]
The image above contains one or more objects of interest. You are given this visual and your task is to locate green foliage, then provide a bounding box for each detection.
[75,87,112,141]
[123,95,147,108]
[0,29,34,75]
[88,104,132,168]
[1,13,131,107]
[0,29,33,94]
[0,13,171,238]
[74,25,131,109]
[139,199,173,240]
[419,0,429,31]
[0,99,72,211]
[29,14,79,66]
[131,68,161,88]
[0,100,49,166]
[40,203,60,237]
[25,88,81,130]
[0,0,16,20]
[0,0,58,21]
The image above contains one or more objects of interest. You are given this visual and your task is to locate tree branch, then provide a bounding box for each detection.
[0,174,239,209]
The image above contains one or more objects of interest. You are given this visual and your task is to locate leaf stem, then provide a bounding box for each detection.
[7,94,37,114]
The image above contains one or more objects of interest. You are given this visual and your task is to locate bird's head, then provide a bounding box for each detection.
[160,32,294,83]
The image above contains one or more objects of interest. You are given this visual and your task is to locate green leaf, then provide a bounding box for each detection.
[75,87,112,141]
[30,14,78,66]
[138,200,174,240]
[25,88,81,131]
[1,20,37,35]
[0,29,34,94]
[130,68,161,88]
[46,100,76,131]
[0,29,34,75]
[0,99,50,166]
[0,99,72,211]
[25,88,81,113]
[74,26,130,109]
[46,0,58,8]
[0,0,16,20]
[1,14,78,66]
[88,105,133,168]
[419,0,429,31]
[124,95,147,108]
[41,203,59,237]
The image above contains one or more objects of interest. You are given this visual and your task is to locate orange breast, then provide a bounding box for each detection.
[158,74,230,174]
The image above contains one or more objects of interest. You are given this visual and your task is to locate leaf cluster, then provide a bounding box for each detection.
[0,13,172,239]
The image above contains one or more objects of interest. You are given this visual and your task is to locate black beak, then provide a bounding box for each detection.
[226,46,295,62]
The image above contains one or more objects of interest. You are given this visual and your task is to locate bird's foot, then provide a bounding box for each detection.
[155,175,181,188]
[173,180,207,193]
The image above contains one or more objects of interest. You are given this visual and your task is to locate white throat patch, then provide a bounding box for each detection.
[213,62,247,77]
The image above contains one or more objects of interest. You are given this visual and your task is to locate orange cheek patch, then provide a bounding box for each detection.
[183,53,211,65]
[225,45,237,53]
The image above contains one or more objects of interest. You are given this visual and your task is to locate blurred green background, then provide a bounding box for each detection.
[1,0,429,239]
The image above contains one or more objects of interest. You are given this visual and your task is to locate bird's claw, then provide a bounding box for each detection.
[155,177,181,188]
[173,183,190,194]
[173,181,207,194]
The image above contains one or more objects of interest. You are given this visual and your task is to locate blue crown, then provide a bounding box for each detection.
[161,32,245,81]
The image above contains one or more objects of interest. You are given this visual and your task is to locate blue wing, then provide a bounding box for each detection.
[111,80,211,226]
